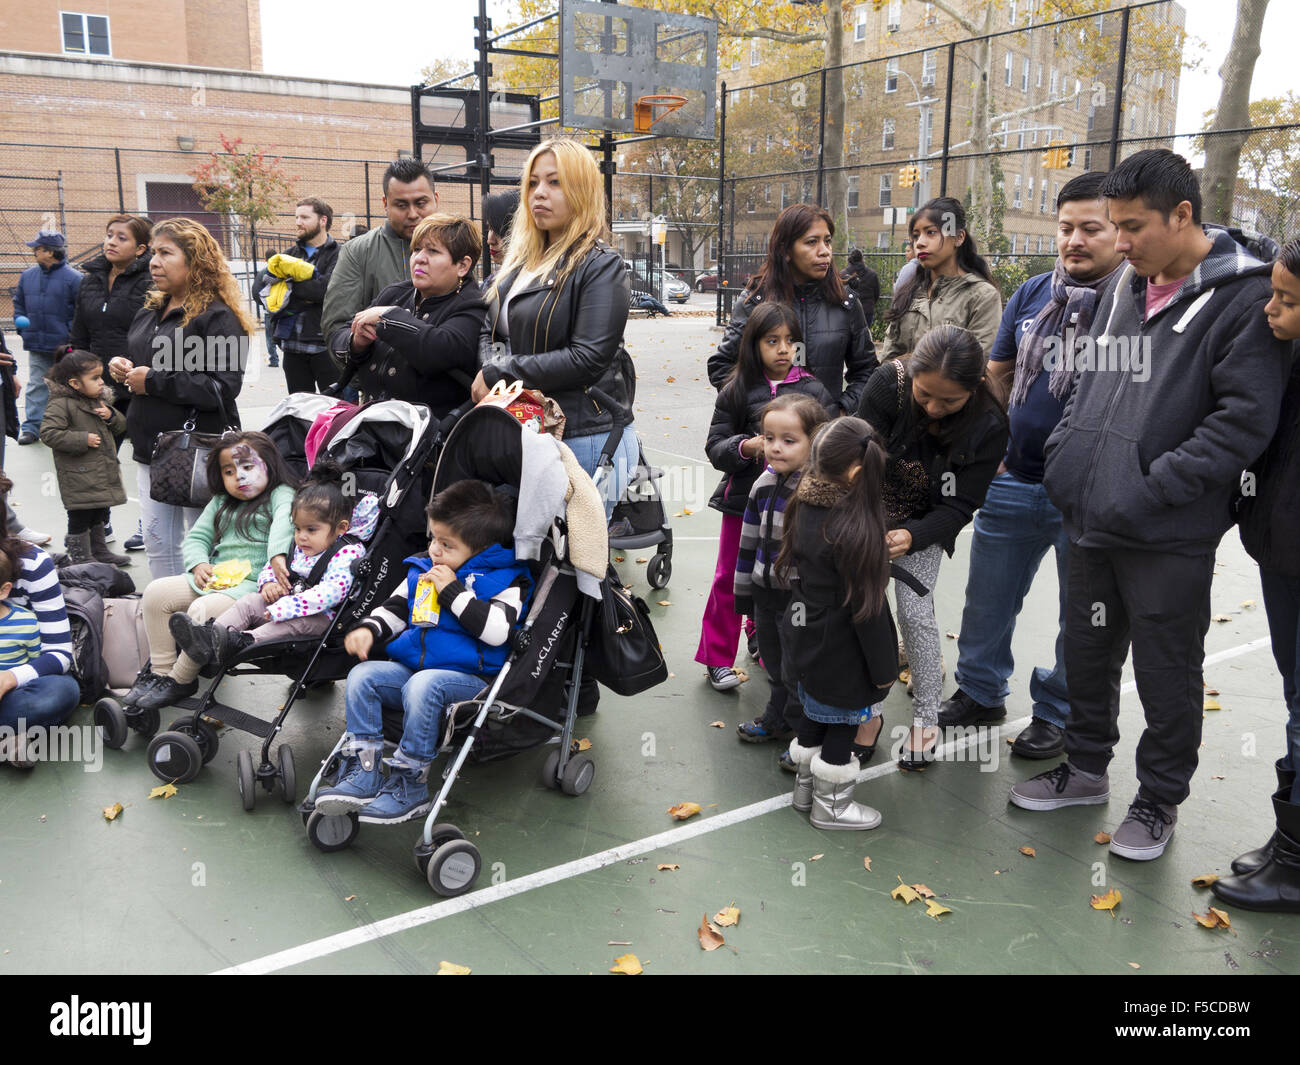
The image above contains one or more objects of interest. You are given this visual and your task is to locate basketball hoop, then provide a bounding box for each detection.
[633,95,688,134]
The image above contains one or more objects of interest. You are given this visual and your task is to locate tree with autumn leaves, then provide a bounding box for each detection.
[190,134,297,272]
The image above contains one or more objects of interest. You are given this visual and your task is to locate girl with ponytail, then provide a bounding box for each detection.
[777,417,899,831]
[882,197,1002,363]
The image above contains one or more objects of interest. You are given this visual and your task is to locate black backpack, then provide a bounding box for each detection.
[62,586,108,705]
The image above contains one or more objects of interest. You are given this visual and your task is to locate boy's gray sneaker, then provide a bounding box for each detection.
[1009,761,1109,811]
[1108,797,1177,861]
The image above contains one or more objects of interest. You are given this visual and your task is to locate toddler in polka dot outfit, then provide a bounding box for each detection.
[168,464,379,670]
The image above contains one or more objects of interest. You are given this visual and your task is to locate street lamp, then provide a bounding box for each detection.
[896,67,938,205]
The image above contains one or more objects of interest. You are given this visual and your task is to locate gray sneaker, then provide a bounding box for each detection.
[1009,761,1109,811]
[1108,797,1177,861]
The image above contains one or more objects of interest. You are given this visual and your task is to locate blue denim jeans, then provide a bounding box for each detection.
[0,674,81,731]
[563,424,639,520]
[21,349,54,436]
[344,659,485,763]
[1260,567,1300,802]
[136,463,201,580]
[953,471,1071,728]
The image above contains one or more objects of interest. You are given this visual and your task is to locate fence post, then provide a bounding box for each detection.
[940,42,956,197]
[1108,5,1131,169]
[717,79,727,326]
[114,148,125,212]
[364,161,373,230]
[56,171,67,235]
[815,67,828,206]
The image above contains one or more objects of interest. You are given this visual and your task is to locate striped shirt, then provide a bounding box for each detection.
[5,546,74,687]
[363,575,528,648]
[734,467,802,613]
[0,602,40,672]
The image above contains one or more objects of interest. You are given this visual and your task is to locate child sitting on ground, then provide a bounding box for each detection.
[169,463,379,669]
[316,479,533,824]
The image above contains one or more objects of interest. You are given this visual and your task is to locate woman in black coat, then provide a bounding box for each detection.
[331,214,485,418]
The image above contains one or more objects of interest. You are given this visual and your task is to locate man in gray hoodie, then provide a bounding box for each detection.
[1009,150,1294,861]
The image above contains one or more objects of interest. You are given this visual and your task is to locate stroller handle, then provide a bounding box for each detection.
[588,386,627,467]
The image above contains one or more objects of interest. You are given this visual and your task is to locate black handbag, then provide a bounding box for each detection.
[149,406,238,509]
[585,567,669,697]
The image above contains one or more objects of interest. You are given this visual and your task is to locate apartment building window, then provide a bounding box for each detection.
[765,184,772,203]
[877,231,890,249]
[1013,174,1022,209]
[923,3,937,26]
[999,120,1009,148]
[1036,63,1043,88]
[1149,109,1159,133]
[1087,105,1095,132]
[1018,120,1027,149]
[1027,176,1034,209]
[1129,107,1137,133]
[854,5,868,41]
[1005,52,1013,87]
[751,40,761,66]
[847,175,860,210]
[1008,0,1017,24]
[879,175,892,207]
[888,0,901,32]
[922,50,937,87]
[781,184,790,208]
[885,58,899,93]
[765,133,774,151]
[1009,233,1018,254]
[1022,58,1030,93]
[1082,148,1092,169]
[882,118,896,150]
[1040,183,1048,213]
[61,12,111,55]
[1050,68,1059,95]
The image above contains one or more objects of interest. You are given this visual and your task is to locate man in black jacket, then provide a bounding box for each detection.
[1010,150,1294,862]
[269,197,340,394]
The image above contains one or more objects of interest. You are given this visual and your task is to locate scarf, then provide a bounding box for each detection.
[1010,259,1124,408]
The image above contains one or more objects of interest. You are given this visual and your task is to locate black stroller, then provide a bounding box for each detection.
[607,438,673,589]
[298,403,612,896]
[92,396,442,810]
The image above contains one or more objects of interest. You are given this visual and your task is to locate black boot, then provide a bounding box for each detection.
[1211,789,1300,914]
[63,531,93,565]
[1230,759,1296,875]
[88,523,131,566]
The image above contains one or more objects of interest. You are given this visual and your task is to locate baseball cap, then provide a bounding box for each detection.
[26,230,67,251]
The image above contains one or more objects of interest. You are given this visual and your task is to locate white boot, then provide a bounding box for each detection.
[810,753,881,831]
[789,740,819,813]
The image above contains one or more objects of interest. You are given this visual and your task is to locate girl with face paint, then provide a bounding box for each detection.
[126,431,300,710]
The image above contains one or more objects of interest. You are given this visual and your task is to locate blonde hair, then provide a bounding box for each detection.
[144,218,256,333]
[490,138,607,301]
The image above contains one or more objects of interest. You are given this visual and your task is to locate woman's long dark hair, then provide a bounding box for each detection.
[719,302,803,422]
[203,431,299,544]
[748,203,846,307]
[776,417,890,622]
[888,197,994,322]
[904,325,1006,447]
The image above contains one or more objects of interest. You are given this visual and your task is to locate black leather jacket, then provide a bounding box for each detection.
[478,242,635,439]
[707,281,876,414]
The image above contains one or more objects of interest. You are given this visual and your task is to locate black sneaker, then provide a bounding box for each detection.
[938,688,1006,727]
[135,675,199,710]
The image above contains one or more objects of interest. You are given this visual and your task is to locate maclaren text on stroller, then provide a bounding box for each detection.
[299,399,660,897]
[92,394,442,809]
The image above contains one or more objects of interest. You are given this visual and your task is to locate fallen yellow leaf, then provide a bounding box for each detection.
[891,877,921,905]
[1128,962,1141,969]
[698,915,725,951]
[713,903,740,927]
[148,783,178,800]
[682,508,693,516]
[614,556,625,562]
[1241,600,1256,608]
[1192,908,1233,931]
[1094,832,1112,844]
[863,856,872,871]
[102,802,123,822]
[344,895,356,901]
[635,557,648,564]
[437,961,472,975]
[1204,698,1222,711]
[1212,614,1232,623]
[1019,846,1036,858]
[610,952,643,975]
[576,738,593,752]
[707,721,725,728]
[925,899,952,920]
[668,802,702,821]
[1191,874,1220,888]
[657,864,679,871]
[666,376,676,384]
[657,600,672,606]
[1090,888,1122,915]
[810,853,824,862]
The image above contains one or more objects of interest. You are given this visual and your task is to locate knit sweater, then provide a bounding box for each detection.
[180,484,297,598]
[4,546,73,686]
[733,467,801,616]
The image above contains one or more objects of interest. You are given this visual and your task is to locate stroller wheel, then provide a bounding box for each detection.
[426,839,481,897]
[540,749,561,790]
[647,553,671,589]
[94,699,128,750]
[305,809,359,852]
[560,753,595,796]
[130,705,160,740]
[146,730,203,785]
[278,745,297,804]
[413,824,465,876]
[168,717,220,765]
[236,749,256,812]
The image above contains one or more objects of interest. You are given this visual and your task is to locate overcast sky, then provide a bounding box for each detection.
[261,0,1298,162]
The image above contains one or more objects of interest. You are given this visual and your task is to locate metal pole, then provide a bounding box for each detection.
[717,79,727,326]
[364,161,373,230]
[114,148,125,212]
[940,42,955,196]
[815,67,828,205]
[1108,6,1131,170]
[476,0,492,279]
[57,170,66,234]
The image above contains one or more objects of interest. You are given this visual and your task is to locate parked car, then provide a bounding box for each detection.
[695,266,719,291]
[626,264,691,304]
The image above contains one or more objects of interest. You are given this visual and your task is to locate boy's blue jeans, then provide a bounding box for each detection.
[344,660,484,763]
[953,471,1071,728]
[0,674,81,731]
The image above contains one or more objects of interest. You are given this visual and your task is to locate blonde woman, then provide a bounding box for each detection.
[474,138,638,510]
[108,218,254,578]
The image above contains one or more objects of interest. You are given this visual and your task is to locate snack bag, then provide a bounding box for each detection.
[205,559,252,592]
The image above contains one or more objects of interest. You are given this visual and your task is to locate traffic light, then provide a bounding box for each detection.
[1042,142,1073,169]
[897,163,920,188]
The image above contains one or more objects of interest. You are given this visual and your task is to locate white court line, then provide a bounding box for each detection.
[214,635,1271,975]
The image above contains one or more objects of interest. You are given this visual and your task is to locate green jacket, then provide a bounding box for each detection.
[880,270,1002,363]
[38,381,128,510]
[181,483,296,598]
[321,222,412,345]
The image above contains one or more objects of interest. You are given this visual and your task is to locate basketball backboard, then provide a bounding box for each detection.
[559,0,717,141]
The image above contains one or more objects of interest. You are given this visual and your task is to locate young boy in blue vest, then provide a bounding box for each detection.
[317,479,532,823]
